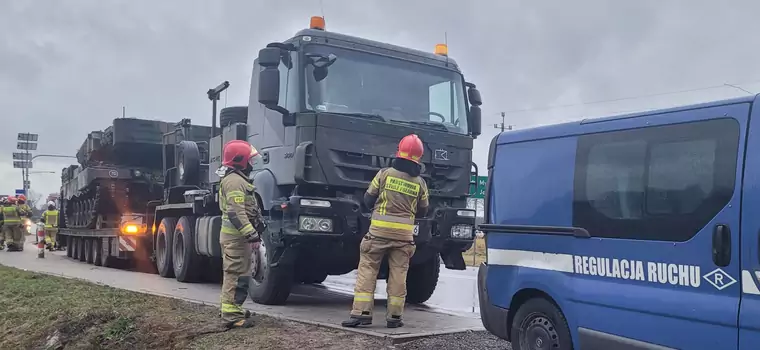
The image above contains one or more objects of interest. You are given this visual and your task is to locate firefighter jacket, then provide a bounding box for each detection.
[219,170,264,237]
[0,205,22,226]
[367,167,429,241]
[18,204,32,218]
[41,210,59,229]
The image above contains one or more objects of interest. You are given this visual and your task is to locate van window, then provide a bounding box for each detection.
[574,118,740,242]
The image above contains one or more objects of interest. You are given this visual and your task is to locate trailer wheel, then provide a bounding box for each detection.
[92,238,103,266]
[405,253,441,304]
[249,233,294,305]
[156,217,177,278]
[177,141,201,186]
[77,237,87,262]
[173,216,201,282]
[84,238,95,264]
[66,236,73,258]
[101,238,118,268]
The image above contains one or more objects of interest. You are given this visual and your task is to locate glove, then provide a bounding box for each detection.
[255,221,267,234]
[245,233,261,243]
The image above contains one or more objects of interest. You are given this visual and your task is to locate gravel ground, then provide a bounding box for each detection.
[394,330,511,350]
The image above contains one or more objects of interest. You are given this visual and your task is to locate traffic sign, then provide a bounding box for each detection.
[15,189,25,196]
[13,161,32,169]
[469,175,488,199]
[17,133,38,142]
[12,152,31,160]
[16,142,37,151]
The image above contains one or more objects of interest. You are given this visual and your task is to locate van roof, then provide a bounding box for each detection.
[496,94,758,144]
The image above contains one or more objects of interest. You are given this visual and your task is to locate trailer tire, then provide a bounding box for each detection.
[249,233,294,305]
[177,141,201,186]
[101,238,118,268]
[156,217,177,278]
[77,237,87,262]
[220,106,248,127]
[173,216,201,282]
[405,253,440,304]
[84,238,95,264]
[66,236,73,258]
[92,238,103,266]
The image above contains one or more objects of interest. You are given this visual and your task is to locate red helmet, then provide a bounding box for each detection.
[17,194,26,202]
[396,134,424,164]
[222,140,260,170]
[7,196,16,204]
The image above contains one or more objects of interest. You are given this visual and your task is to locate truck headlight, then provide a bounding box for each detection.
[456,210,476,218]
[451,224,473,239]
[299,216,333,232]
[300,199,331,208]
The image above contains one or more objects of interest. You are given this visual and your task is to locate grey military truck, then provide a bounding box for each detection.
[59,16,484,307]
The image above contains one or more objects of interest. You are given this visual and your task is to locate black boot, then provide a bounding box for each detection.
[224,318,255,329]
[387,315,404,328]
[341,314,372,328]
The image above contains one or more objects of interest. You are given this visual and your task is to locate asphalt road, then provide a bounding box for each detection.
[0,236,484,341]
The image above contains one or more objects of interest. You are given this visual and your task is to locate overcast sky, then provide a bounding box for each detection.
[2,0,759,204]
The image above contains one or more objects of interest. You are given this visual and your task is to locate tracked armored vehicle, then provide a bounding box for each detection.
[59,118,212,267]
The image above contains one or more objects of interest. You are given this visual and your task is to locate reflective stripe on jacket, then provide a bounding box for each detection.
[2,206,20,224]
[43,210,59,229]
[219,171,260,236]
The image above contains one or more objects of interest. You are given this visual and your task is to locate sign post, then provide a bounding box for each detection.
[15,133,39,196]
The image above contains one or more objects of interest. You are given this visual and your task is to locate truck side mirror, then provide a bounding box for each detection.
[466,83,482,137]
[257,47,283,108]
[470,106,482,137]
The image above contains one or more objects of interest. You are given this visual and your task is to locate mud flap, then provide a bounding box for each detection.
[440,249,466,270]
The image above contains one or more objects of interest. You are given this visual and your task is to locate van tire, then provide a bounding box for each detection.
[510,298,573,350]
[405,254,440,304]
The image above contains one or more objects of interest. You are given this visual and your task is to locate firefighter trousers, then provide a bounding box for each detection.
[220,232,252,323]
[44,228,58,246]
[351,234,416,321]
[2,225,22,248]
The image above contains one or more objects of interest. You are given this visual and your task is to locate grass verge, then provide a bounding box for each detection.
[462,237,486,266]
[0,265,386,350]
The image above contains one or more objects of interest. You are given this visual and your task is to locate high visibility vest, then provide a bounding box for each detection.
[43,210,59,229]
[2,206,20,224]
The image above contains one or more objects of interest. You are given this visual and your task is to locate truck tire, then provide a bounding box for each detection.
[77,237,87,262]
[220,106,248,127]
[156,217,177,278]
[248,235,294,305]
[177,141,201,186]
[172,216,201,282]
[405,254,440,304]
[100,238,118,268]
[92,238,103,266]
[510,297,572,350]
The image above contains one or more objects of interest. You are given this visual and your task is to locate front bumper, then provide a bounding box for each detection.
[276,195,476,244]
[478,263,510,340]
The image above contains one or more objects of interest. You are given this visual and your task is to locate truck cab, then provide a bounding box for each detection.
[477,94,760,350]
[238,17,483,305]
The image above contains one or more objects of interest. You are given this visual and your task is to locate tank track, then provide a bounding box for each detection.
[63,183,130,229]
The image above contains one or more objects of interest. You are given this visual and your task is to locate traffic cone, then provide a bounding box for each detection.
[36,228,45,258]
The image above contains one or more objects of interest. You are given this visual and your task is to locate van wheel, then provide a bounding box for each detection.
[156,218,177,278]
[173,216,201,282]
[510,298,573,350]
[406,254,440,304]
[249,234,294,305]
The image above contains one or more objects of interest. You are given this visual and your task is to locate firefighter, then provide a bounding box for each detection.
[17,194,32,218]
[1,196,24,252]
[218,139,266,329]
[342,134,429,329]
[40,201,60,251]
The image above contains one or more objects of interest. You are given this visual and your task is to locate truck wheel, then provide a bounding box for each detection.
[172,216,201,282]
[66,236,74,258]
[156,217,177,278]
[405,254,441,304]
[249,237,294,305]
[510,298,573,350]
[100,238,117,268]
[220,106,248,127]
[84,238,94,264]
[177,141,200,186]
[92,238,103,266]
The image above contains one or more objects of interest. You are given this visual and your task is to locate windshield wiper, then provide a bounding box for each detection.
[327,112,386,122]
[390,119,448,131]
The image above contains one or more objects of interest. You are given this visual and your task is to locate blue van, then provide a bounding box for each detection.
[477,95,760,350]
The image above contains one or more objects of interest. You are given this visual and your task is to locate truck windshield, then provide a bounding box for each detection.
[303,45,469,135]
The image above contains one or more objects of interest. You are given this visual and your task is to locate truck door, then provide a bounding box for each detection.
[739,95,760,350]
[572,103,746,349]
